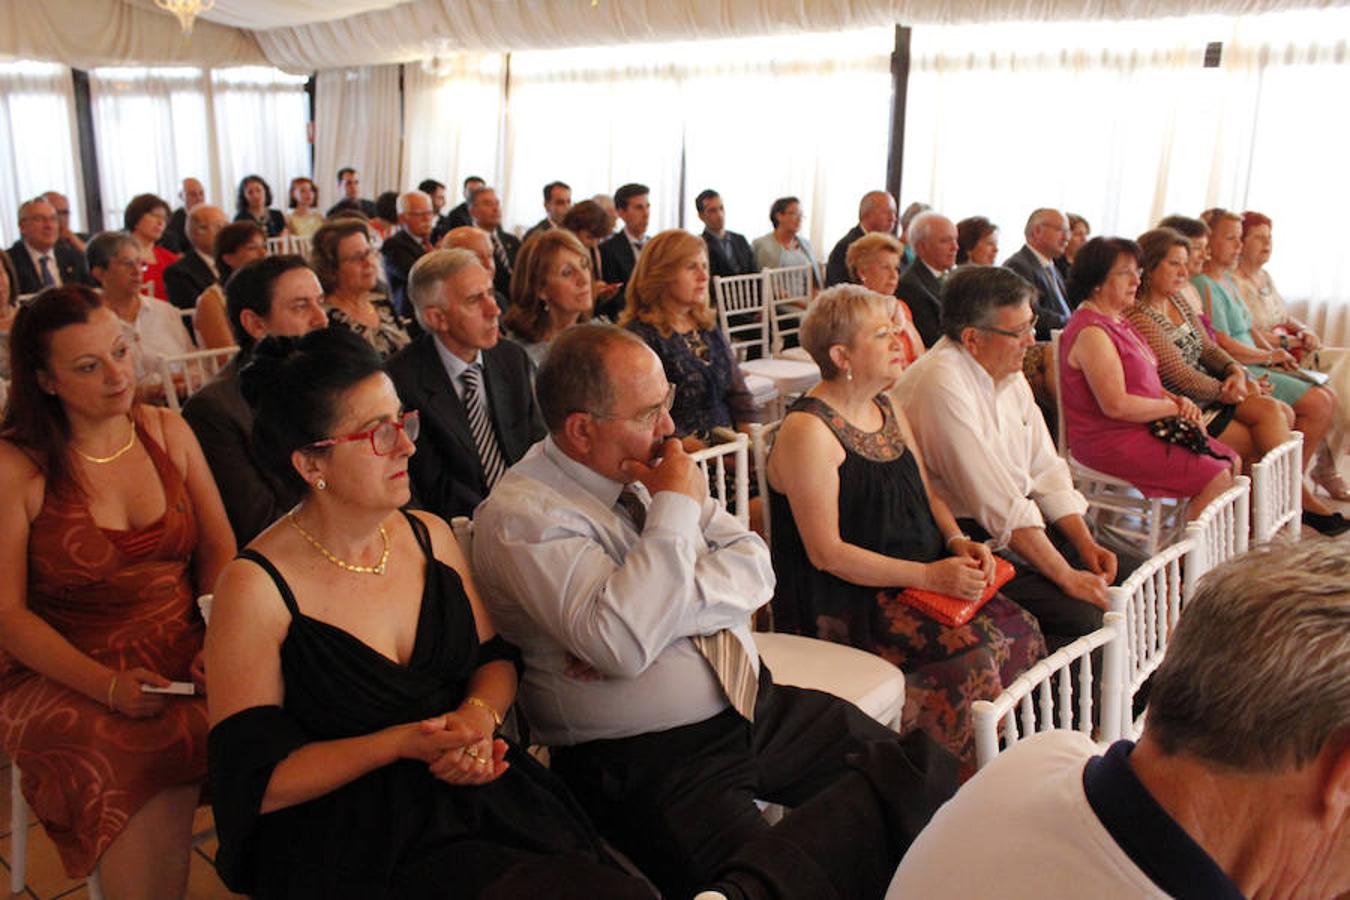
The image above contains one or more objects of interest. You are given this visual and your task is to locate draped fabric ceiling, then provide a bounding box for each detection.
[2,0,1346,73]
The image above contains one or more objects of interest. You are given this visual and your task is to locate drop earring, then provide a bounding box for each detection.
[315,477,327,491]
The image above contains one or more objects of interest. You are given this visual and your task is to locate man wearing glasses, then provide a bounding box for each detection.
[894,266,1118,651]
[7,197,93,295]
[381,190,438,319]
[1003,207,1074,339]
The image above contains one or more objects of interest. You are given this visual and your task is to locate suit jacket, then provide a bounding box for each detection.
[163,249,217,311]
[384,334,545,521]
[825,224,866,287]
[8,240,92,295]
[523,218,554,243]
[443,202,474,233]
[1003,245,1071,340]
[598,232,639,321]
[487,227,521,301]
[181,359,302,545]
[702,229,758,279]
[159,207,189,254]
[897,258,945,348]
[381,229,431,318]
[327,198,378,219]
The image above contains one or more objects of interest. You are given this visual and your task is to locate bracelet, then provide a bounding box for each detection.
[106,672,119,712]
[945,533,971,550]
[462,696,502,729]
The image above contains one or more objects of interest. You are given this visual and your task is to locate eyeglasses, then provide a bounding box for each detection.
[976,314,1038,339]
[589,384,676,429]
[305,410,420,455]
[339,248,378,265]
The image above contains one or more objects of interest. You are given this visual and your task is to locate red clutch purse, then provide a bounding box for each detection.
[895,556,1017,627]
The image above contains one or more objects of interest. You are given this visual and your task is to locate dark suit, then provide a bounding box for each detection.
[7,240,92,295]
[380,229,431,318]
[385,334,545,521]
[523,218,555,243]
[432,203,473,243]
[825,224,866,287]
[182,359,303,545]
[897,258,945,348]
[163,249,217,311]
[1003,245,1072,340]
[159,207,190,254]
[326,198,378,219]
[702,230,757,279]
[476,226,520,301]
[598,232,640,321]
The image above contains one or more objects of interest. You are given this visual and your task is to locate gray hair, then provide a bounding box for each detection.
[907,210,947,246]
[899,201,930,231]
[396,190,430,215]
[858,190,893,220]
[86,230,138,275]
[186,203,223,229]
[17,197,53,222]
[407,248,482,329]
[1023,207,1064,240]
[799,284,888,381]
[535,324,647,434]
[940,266,1036,342]
[1145,539,1350,771]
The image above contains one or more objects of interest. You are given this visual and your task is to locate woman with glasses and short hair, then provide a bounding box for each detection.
[204,327,650,899]
[311,218,410,359]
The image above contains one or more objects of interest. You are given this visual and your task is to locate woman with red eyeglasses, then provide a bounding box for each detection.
[204,327,650,899]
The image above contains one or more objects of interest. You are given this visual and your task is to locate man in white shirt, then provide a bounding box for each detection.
[1003,207,1073,338]
[472,324,956,900]
[87,231,193,384]
[893,265,1116,649]
[887,539,1350,899]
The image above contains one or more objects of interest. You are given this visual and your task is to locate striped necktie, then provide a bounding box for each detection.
[38,255,55,288]
[461,362,507,489]
[615,485,759,721]
[490,231,511,275]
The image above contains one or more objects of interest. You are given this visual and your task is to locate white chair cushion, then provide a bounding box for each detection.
[753,632,905,730]
[778,346,813,363]
[740,357,820,394]
[742,372,779,401]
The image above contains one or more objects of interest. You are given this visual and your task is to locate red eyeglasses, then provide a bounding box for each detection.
[305,410,420,456]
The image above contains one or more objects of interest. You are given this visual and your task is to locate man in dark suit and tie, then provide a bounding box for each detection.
[467,186,520,301]
[434,175,484,244]
[524,181,572,242]
[7,198,93,295]
[163,204,227,310]
[385,248,545,521]
[896,211,959,347]
[825,190,898,287]
[1003,208,1074,340]
[598,182,649,320]
[695,189,757,278]
[160,177,205,254]
[380,189,437,318]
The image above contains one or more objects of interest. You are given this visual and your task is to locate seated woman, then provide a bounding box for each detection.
[1126,228,1346,534]
[752,196,820,286]
[1061,237,1238,520]
[955,216,999,266]
[561,200,622,311]
[1156,214,1213,329]
[503,229,595,367]
[87,231,194,386]
[234,175,288,238]
[766,284,1045,771]
[1231,210,1350,499]
[312,217,410,359]
[194,221,268,349]
[286,177,325,239]
[0,286,234,896]
[204,328,649,899]
[846,232,924,366]
[125,192,180,302]
[622,230,758,448]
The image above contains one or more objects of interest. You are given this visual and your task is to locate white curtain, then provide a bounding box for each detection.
[402,54,506,198]
[210,67,312,218]
[0,61,85,242]
[902,9,1350,313]
[313,66,402,206]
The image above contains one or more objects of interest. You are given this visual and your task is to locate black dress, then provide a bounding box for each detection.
[208,512,648,899]
[768,395,1046,771]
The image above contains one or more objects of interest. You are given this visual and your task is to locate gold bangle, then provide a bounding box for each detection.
[462,696,502,729]
[107,672,119,713]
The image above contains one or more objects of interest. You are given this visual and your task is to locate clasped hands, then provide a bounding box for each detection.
[401,709,509,786]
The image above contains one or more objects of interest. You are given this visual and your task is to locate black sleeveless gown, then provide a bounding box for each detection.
[769,395,1046,771]
[208,512,648,899]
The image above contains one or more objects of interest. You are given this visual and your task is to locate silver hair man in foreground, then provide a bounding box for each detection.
[888,538,1350,899]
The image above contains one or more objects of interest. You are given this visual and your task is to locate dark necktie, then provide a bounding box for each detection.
[1046,265,1070,318]
[462,362,507,489]
[38,255,55,288]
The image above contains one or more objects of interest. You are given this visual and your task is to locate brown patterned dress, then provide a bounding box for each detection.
[0,419,209,876]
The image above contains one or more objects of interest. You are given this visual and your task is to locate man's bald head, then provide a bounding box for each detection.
[440,226,495,278]
[858,191,898,234]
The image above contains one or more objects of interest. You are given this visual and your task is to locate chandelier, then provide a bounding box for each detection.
[155,0,216,36]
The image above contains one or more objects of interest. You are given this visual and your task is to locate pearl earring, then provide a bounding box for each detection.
[845,368,853,383]
[315,477,327,491]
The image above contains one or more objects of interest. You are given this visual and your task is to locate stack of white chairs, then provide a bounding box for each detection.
[763,265,813,362]
[260,235,314,258]
[971,612,1124,770]
[158,345,239,412]
[1050,329,1187,555]
[1251,433,1303,543]
[712,273,819,419]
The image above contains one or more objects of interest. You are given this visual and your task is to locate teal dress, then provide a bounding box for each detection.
[1193,271,1312,405]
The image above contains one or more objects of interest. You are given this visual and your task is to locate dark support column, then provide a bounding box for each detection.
[306,75,317,175]
[70,69,103,232]
[885,25,912,206]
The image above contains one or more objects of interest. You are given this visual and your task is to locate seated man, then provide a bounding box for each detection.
[472,324,957,900]
[439,225,509,314]
[896,210,958,347]
[163,204,227,311]
[597,183,649,320]
[888,539,1350,899]
[824,189,897,287]
[695,189,758,278]
[894,267,1118,649]
[1003,207,1073,339]
[386,248,543,521]
[380,189,436,317]
[8,197,92,294]
[523,180,572,241]
[434,175,484,243]
[181,255,328,544]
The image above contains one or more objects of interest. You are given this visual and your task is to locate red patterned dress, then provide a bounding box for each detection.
[0,420,209,876]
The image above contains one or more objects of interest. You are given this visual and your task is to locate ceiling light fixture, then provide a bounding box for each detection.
[155,0,216,36]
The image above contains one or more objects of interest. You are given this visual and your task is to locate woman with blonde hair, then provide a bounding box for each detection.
[621,229,756,447]
[503,229,595,366]
[845,232,924,366]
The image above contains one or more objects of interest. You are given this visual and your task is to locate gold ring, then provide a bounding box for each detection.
[464,746,481,760]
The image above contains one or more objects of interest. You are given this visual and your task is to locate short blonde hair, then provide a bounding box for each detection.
[845,232,902,281]
[620,229,716,336]
[799,284,888,381]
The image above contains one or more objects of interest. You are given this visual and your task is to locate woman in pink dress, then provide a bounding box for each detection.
[1059,237,1237,519]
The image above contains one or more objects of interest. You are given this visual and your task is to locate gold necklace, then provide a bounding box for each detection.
[72,418,136,464]
[287,512,390,575]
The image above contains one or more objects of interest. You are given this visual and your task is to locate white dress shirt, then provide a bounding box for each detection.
[892,337,1087,549]
[432,335,483,404]
[116,295,194,382]
[472,437,771,746]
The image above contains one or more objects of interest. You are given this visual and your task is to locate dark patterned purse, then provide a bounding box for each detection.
[1148,415,1229,460]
